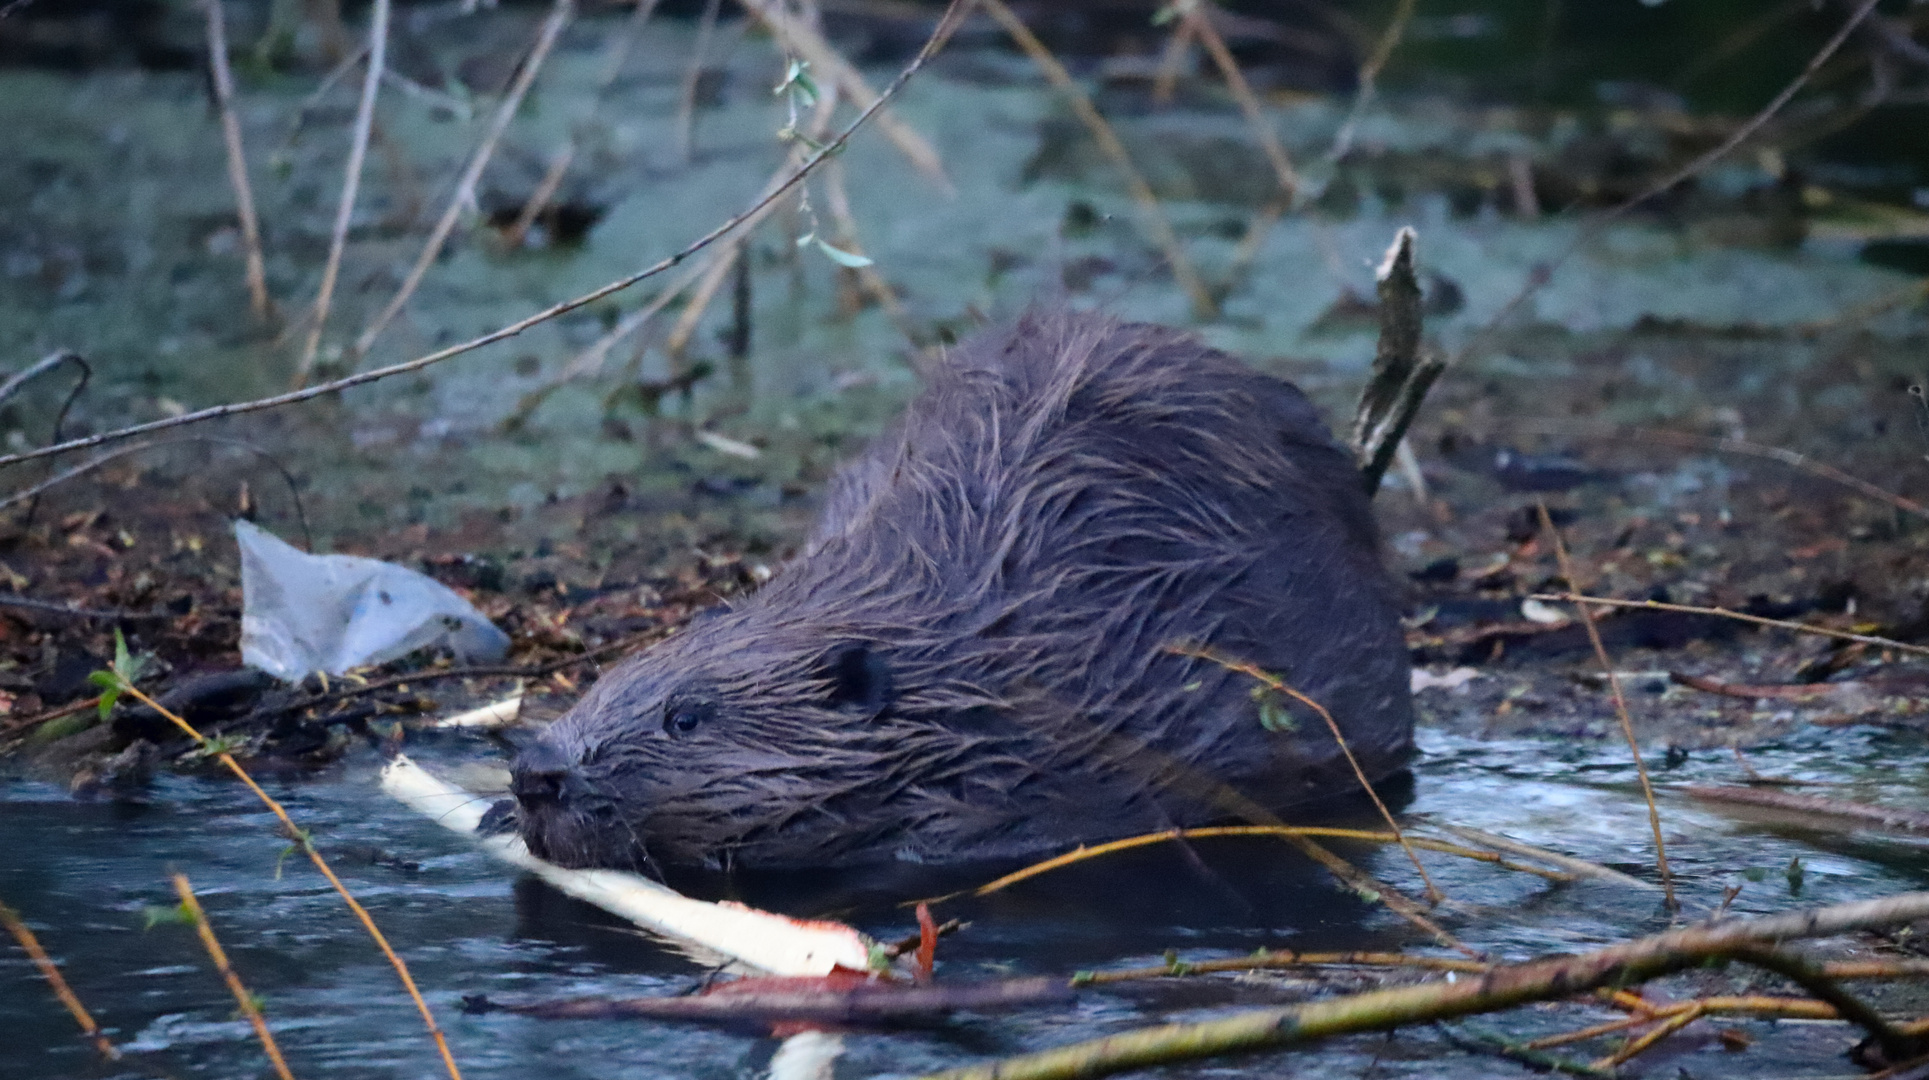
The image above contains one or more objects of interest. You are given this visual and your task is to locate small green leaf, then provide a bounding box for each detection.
[1256,695,1297,733]
[113,627,130,675]
[143,903,194,930]
[87,670,120,691]
[813,238,874,268]
[773,59,817,106]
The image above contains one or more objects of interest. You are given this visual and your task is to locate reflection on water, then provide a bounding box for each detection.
[6,726,1929,1078]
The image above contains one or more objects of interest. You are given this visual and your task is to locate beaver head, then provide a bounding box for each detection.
[509,310,1414,873]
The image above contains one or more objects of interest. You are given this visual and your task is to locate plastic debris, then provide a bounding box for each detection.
[236,520,510,681]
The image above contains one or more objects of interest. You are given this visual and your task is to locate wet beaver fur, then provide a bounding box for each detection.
[510,310,1414,873]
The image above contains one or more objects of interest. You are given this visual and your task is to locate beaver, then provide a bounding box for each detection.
[508,309,1414,873]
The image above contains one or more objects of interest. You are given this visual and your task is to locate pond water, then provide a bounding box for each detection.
[6,3,1929,1077]
[7,723,1929,1079]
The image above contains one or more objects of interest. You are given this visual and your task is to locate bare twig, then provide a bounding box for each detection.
[171,874,296,1080]
[1180,2,1303,303]
[353,0,576,361]
[1528,594,1929,659]
[0,435,314,549]
[675,0,722,164]
[928,825,1571,905]
[738,0,952,191]
[119,683,464,1080]
[511,0,663,248]
[1184,2,1298,200]
[1326,0,1418,161]
[505,145,575,250]
[1685,786,1929,834]
[823,156,919,343]
[1077,949,1491,986]
[296,0,389,387]
[0,900,120,1062]
[1170,643,1443,903]
[204,0,274,321]
[1451,0,1885,371]
[979,0,1214,319]
[1352,229,1444,496]
[0,1,971,475]
[916,890,1929,1080]
[1539,503,1676,911]
[0,594,172,621]
[1432,825,1655,890]
[1150,10,1197,107]
[0,349,82,408]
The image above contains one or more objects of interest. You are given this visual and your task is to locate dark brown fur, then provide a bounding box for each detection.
[511,310,1413,872]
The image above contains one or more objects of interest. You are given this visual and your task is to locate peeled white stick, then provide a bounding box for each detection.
[379,754,873,976]
[430,694,523,729]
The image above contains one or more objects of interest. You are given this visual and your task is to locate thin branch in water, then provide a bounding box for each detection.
[296,0,390,387]
[0,0,974,476]
[118,682,466,1080]
[203,0,275,322]
[353,0,576,362]
[171,874,296,1080]
[1170,643,1444,903]
[0,900,120,1062]
[978,0,1215,319]
[913,890,1929,1080]
[1502,416,1929,520]
[1525,594,1929,660]
[1538,502,1676,911]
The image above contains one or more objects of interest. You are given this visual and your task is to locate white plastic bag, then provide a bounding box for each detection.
[236,520,511,682]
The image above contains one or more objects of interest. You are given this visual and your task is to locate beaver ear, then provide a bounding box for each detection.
[825,645,894,717]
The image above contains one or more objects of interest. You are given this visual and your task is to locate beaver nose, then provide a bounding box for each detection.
[511,741,575,807]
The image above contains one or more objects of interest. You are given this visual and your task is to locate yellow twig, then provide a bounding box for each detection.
[1170,643,1444,903]
[0,900,120,1062]
[1594,1002,1703,1068]
[1538,503,1676,911]
[171,873,296,1080]
[941,824,1569,903]
[119,683,464,1080]
[978,0,1217,319]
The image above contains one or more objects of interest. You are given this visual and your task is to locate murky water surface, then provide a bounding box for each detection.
[6,726,1929,1079]
[5,5,1929,1077]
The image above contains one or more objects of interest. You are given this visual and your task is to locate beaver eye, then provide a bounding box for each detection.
[662,700,711,735]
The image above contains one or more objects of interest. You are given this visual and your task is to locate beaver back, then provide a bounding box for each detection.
[513,310,1413,872]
